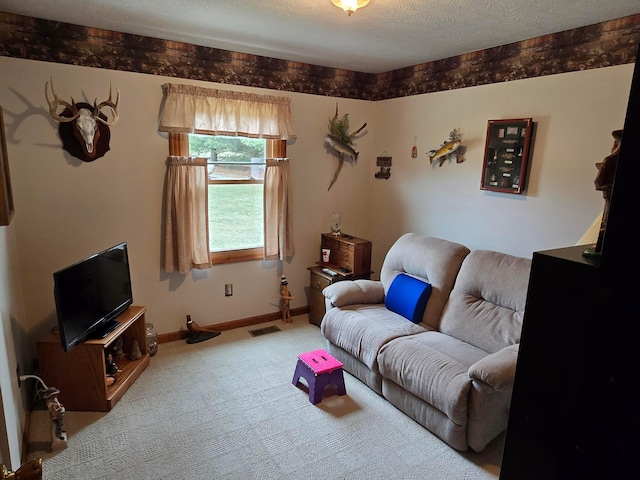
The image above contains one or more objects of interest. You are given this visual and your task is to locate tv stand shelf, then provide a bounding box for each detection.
[37,306,150,412]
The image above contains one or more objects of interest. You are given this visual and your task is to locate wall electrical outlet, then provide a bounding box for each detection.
[225,283,233,296]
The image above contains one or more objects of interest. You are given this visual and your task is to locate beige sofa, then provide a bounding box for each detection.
[320,233,531,452]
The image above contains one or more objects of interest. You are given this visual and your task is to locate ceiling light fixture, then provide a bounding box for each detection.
[331,0,371,16]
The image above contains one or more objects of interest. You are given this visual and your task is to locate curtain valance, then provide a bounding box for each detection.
[159,83,296,140]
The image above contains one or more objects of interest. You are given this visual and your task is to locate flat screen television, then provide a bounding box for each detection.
[53,242,133,352]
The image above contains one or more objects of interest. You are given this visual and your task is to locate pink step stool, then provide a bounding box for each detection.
[292,349,346,404]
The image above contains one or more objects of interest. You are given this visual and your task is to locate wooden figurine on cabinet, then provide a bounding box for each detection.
[584,129,623,257]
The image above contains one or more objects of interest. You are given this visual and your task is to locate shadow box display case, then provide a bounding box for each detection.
[480,118,533,195]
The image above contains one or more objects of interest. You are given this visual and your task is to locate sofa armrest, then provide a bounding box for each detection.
[323,279,385,308]
[468,344,519,391]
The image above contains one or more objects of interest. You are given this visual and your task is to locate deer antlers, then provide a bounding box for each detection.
[94,85,119,126]
[45,78,78,123]
[45,77,119,125]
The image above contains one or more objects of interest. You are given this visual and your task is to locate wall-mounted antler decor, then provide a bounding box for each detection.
[45,78,119,162]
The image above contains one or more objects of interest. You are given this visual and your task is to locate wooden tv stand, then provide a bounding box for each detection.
[37,306,150,412]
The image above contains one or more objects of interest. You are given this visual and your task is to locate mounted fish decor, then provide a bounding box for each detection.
[428,129,466,167]
[324,104,367,190]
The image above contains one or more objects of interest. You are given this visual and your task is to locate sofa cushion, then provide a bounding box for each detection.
[385,273,432,323]
[378,332,487,424]
[323,279,385,307]
[321,304,427,371]
[439,250,531,354]
[380,234,470,330]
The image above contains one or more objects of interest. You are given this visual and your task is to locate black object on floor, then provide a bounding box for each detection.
[186,330,221,344]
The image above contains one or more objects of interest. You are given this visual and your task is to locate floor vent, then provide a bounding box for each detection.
[248,325,282,337]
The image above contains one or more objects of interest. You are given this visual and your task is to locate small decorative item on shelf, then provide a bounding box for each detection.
[129,340,142,360]
[105,352,118,387]
[146,323,158,357]
[105,353,119,376]
[331,211,343,236]
[112,336,125,360]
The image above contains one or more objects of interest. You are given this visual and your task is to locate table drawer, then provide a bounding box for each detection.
[310,272,332,292]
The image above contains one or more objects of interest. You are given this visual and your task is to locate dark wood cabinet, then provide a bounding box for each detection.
[500,249,639,479]
[501,41,640,480]
[308,233,372,326]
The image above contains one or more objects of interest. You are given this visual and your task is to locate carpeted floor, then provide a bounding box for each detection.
[27,315,504,479]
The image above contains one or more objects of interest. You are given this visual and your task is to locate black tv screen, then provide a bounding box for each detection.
[53,242,133,352]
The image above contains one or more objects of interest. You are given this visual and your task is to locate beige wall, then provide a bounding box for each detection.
[0,54,635,466]
[0,57,375,340]
[369,65,634,268]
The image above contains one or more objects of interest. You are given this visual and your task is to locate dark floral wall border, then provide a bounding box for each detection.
[376,15,640,100]
[1,12,639,101]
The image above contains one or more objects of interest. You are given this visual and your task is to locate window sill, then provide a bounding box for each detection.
[210,247,262,265]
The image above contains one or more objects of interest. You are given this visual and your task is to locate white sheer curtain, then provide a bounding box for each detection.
[159,84,296,272]
[164,156,212,274]
[264,158,294,260]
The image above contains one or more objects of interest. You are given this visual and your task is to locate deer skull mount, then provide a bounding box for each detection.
[45,79,120,162]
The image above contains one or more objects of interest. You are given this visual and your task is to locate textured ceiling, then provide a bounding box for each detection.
[2,0,639,73]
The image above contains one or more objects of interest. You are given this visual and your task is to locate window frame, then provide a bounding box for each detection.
[169,133,284,265]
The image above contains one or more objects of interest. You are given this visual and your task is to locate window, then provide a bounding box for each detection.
[189,134,267,263]
[168,133,286,265]
[160,85,294,272]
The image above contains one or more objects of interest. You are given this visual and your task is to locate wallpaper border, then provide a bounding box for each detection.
[1,12,639,101]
